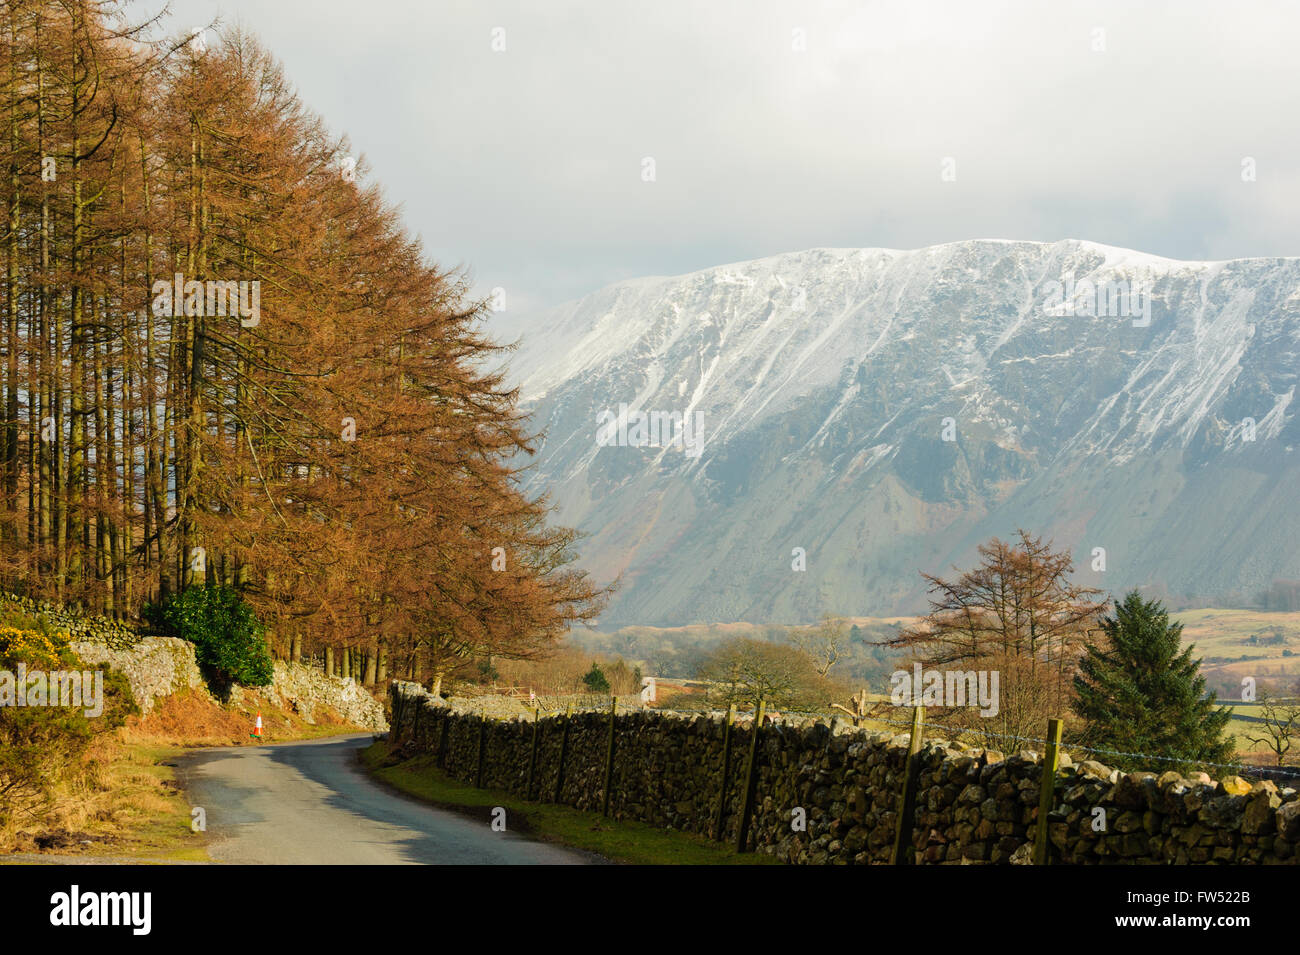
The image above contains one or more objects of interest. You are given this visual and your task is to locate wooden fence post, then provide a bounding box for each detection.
[526,706,541,799]
[391,689,404,741]
[1032,717,1064,866]
[713,703,736,840]
[890,704,925,865]
[734,700,766,853]
[436,712,450,770]
[602,697,617,817]
[475,717,487,788]
[553,703,572,803]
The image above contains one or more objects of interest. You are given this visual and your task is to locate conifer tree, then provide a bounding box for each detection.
[581,662,609,695]
[1072,590,1234,771]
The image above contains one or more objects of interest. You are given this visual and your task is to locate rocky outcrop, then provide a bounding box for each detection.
[388,681,1299,865]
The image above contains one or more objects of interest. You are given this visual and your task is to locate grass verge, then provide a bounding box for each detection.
[360,740,778,865]
[0,738,208,861]
[90,741,210,861]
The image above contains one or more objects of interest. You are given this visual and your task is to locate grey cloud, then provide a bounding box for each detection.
[151,0,1300,336]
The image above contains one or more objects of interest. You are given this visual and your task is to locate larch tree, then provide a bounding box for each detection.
[0,5,605,688]
[885,530,1108,750]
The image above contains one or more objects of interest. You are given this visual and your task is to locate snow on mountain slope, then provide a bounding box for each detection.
[509,239,1300,626]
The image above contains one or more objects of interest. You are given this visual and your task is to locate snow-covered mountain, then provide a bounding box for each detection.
[509,239,1300,626]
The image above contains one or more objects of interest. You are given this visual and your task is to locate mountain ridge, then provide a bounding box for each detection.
[507,238,1300,626]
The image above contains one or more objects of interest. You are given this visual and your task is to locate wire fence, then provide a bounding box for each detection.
[453,691,1300,782]
[774,705,1300,782]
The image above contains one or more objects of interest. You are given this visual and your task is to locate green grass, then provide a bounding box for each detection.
[1178,609,1300,661]
[96,741,212,862]
[360,741,779,865]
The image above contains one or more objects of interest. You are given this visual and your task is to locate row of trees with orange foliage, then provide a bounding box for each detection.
[0,2,603,683]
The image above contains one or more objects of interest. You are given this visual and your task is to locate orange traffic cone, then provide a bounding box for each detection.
[250,712,263,739]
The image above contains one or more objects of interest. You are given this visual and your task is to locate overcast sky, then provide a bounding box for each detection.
[145,0,1300,325]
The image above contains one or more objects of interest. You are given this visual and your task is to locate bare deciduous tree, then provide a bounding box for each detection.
[1244,691,1300,768]
[884,530,1107,749]
[791,613,846,678]
[698,637,833,710]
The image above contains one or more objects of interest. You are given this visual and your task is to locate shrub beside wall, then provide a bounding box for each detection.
[388,681,1300,865]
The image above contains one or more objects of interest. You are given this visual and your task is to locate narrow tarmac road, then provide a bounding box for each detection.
[179,734,592,865]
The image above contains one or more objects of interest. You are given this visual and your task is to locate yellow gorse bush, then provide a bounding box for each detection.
[0,626,73,669]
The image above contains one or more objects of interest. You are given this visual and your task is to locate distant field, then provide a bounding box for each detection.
[585,616,919,643]
[1175,608,1300,699]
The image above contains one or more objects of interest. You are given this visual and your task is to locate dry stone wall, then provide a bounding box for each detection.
[233,661,387,731]
[388,681,1299,865]
[3,592,143,647]
[68,639,387,728]
[1,592,385,727]
[71,637,208,715]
